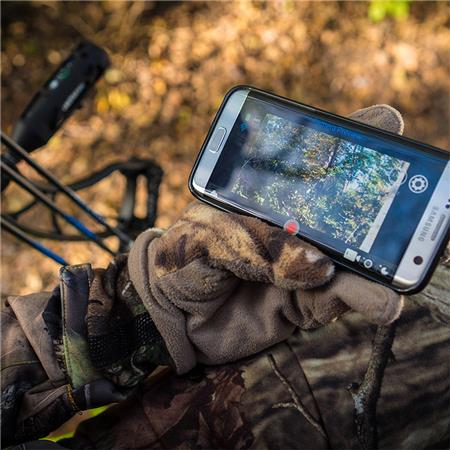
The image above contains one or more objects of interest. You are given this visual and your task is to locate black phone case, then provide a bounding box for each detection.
[188,85,450,294]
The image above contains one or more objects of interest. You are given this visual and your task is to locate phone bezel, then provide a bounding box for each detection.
[189,85,450,294]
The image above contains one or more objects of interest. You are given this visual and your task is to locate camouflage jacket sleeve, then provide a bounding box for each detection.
[2,289,73,447]
[1,256,172,448]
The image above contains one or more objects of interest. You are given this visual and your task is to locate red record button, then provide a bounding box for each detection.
[283,219,299,235]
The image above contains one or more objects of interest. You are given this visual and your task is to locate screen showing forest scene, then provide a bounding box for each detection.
[230,113,410,253]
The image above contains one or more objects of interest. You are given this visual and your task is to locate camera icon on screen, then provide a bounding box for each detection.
[408,175,428,194]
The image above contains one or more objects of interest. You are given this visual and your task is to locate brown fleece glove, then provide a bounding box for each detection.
[128,105,405,374]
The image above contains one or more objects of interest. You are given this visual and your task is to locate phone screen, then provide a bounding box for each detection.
[204,94,448,280]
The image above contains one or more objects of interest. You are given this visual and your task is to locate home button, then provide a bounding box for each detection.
[208,127,226,153]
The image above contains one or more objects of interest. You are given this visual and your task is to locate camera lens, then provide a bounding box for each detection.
[413,256,423,265]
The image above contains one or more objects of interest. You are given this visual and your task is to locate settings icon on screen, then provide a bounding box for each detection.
[408,175,428,194]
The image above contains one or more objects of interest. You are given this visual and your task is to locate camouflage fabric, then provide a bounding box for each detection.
[58,265,450,450]
[1,258,171,448]
[2,288,75,447]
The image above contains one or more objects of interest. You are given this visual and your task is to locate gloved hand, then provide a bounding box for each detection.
[128,105,405,374]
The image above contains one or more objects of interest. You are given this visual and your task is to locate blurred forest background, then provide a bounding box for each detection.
[1,1,449,295]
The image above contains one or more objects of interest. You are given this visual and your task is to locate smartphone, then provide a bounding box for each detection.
[189,86,450,293]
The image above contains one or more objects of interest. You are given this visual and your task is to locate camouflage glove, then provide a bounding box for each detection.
[82,255,172,387]
[128,105,405,374]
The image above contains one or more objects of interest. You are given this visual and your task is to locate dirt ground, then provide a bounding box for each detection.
[1,1,449,295]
